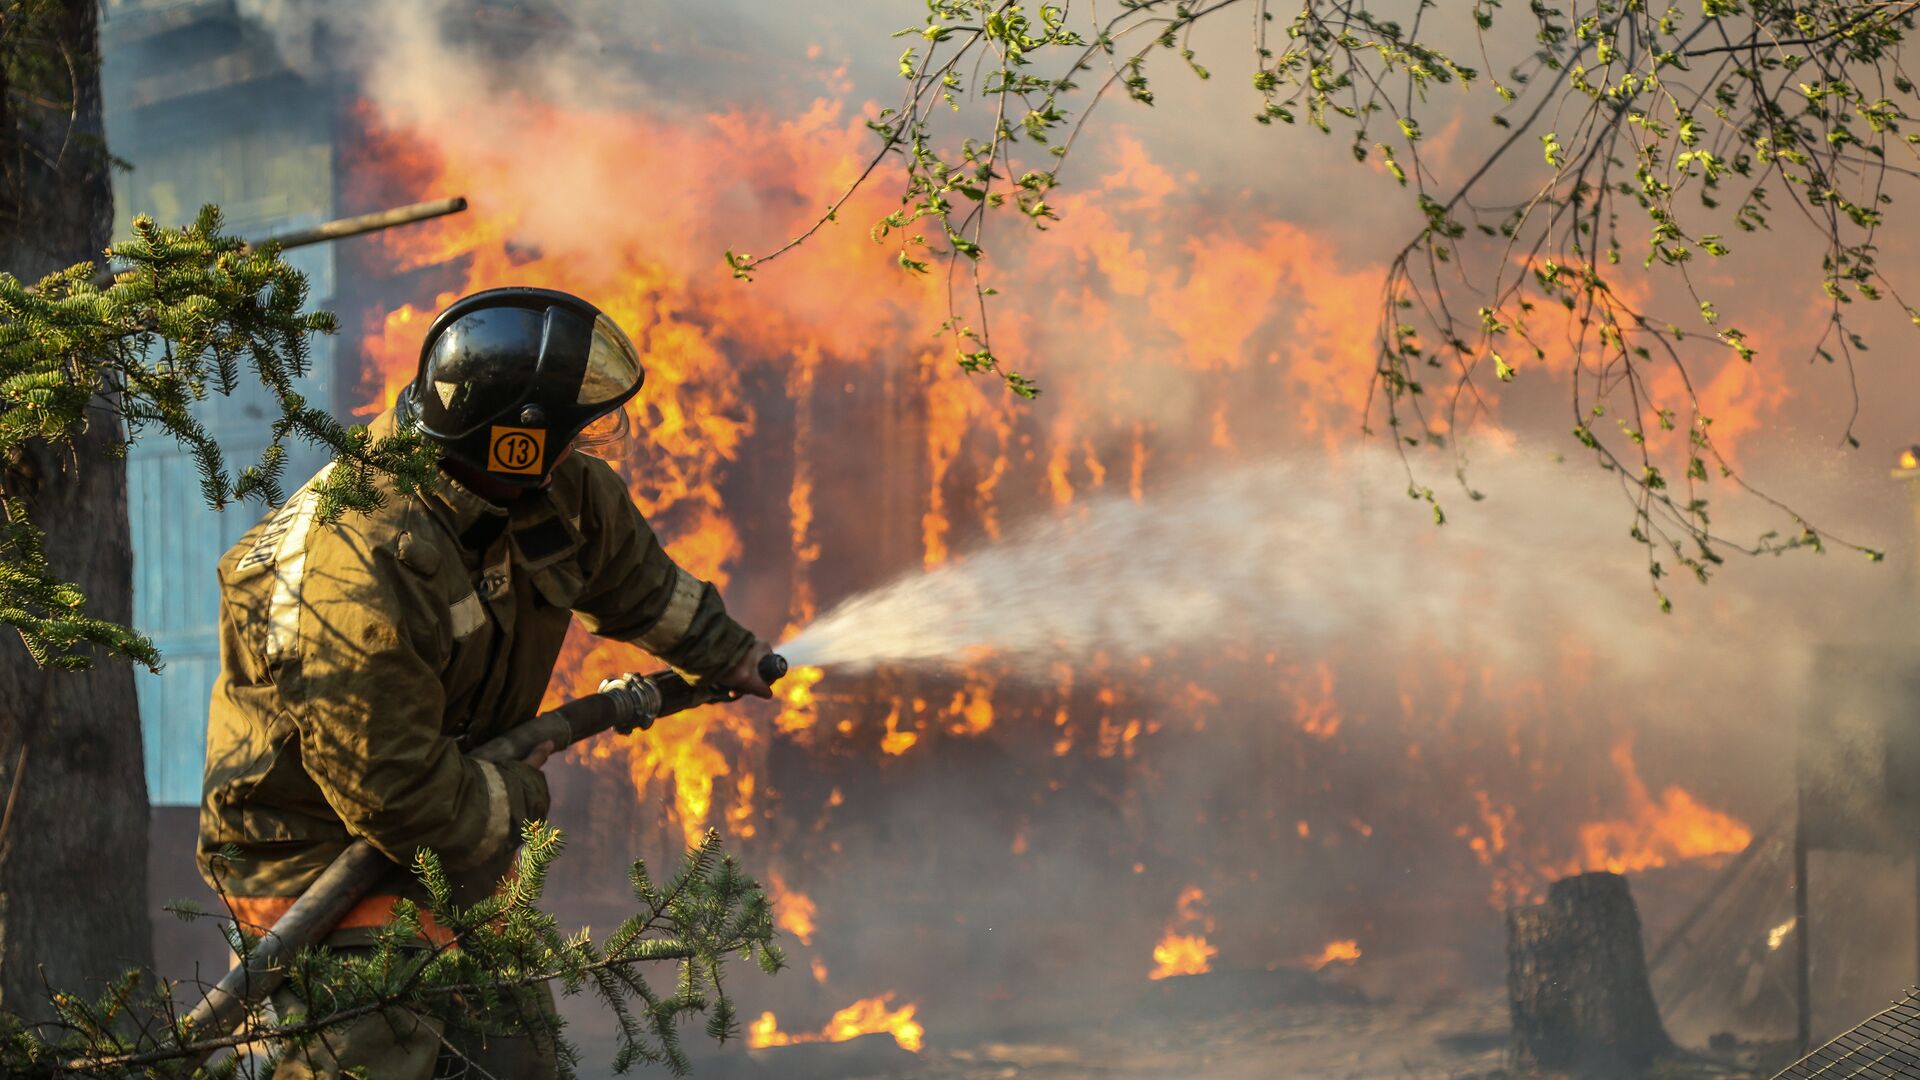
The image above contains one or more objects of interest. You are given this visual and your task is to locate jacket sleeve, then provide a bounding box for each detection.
[278,521,549,871]
[566,457,756,680]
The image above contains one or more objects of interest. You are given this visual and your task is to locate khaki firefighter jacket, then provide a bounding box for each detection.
[198,411,755,901]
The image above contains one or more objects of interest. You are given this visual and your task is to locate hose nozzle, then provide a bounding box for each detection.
[758,651,789,685]
[598,652,790,734]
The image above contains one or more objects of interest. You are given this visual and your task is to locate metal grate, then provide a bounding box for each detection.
[1774,989,1920,1079]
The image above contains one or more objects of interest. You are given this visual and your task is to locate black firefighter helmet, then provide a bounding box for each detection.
[397,287,644,486]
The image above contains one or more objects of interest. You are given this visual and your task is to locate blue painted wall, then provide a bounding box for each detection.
[103,1,345,805]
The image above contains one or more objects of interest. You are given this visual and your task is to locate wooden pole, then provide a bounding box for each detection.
[66,196,470,290]
[246,196,468,253]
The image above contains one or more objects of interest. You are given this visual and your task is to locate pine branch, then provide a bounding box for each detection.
[0,825,782,1079]
[0,205,442,670]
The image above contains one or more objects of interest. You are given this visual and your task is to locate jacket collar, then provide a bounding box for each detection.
[432,471,512,548]
[367,407,514,548]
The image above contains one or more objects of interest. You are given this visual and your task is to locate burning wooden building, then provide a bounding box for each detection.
[99,1,1920,1075]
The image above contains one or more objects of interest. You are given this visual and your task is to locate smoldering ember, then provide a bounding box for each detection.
[14,2,1920,1079]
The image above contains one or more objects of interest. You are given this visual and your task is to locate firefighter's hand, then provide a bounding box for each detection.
[720,639,775,699]
[523,740,557,769]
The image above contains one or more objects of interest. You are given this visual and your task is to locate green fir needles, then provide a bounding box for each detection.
[1,825,782,1078]
[0,206,440,670]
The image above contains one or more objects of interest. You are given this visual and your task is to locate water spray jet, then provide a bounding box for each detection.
[775,453,1701,683]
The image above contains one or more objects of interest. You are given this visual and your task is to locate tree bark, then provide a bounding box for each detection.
[1508,872,1673,1078]
[0,0,155,1019]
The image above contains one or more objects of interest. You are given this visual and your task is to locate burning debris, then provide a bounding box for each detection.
[1148,886,1218,981]
[1308,939,1363,972]
[748,994,926,1054]
[1149,933,1218,983]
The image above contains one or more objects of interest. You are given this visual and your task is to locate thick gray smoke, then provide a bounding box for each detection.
[780,446,1834,687]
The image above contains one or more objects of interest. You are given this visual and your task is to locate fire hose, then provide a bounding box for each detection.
[175,651,789,1058]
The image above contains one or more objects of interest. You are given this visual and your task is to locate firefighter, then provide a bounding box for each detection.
[198,287,772,1079]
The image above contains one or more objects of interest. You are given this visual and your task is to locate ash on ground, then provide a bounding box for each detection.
[565,966,1513,1080]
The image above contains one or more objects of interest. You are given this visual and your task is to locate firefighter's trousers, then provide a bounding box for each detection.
[266,949,557,1080]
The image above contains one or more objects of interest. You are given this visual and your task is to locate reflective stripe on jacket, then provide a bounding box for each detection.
[226,894,459,948]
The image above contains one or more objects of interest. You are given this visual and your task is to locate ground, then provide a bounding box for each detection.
[653,983,1795,1080]
[568,977,1512,1080]
[150,810,1806,1080]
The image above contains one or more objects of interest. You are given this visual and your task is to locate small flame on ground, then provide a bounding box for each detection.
[1150,886,1217,980]
[1309,939,1362,970]
[749,994,925,1053]
[1150,932,1218,980]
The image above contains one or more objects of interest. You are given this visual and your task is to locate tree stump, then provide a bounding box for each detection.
[1507,872,1674,1078]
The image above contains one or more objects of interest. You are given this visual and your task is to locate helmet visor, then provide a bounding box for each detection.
[578,314,643,406]
[573,404,633,459]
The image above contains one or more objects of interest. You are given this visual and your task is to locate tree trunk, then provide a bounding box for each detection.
[1508,872,1674,1078]
[0,0,154,1019]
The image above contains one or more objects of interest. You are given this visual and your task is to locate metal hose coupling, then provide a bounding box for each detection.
[598,672,665,733]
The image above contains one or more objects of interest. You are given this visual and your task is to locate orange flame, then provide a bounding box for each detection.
[765,869,817,947]
[1150,886,1217,980]
[1574,739,1752,875]
[1309,939,1362,970]
[775,666,826,736]
[879,703,919,756]
[1149,932,1217,981]
[749,994,925,1053]
[1174,885,1214,930]
[1285,661,1343,740]
[339,76,1786,965]
[787,342,823,632]
[944,676,996,737]
[1457,728,1754,906]
[351,98,831,842]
